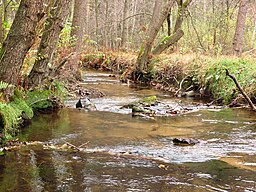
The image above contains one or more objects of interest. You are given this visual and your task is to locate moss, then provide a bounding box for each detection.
[159,35,171,45]
[142,96,157,105]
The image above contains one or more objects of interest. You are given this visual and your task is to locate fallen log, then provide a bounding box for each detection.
[225,69,256,111]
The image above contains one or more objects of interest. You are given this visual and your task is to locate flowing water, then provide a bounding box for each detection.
[0,71,255,192]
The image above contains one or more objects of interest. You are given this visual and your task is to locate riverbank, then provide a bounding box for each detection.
[0,81,67,142]
[82,51,256,106]
[1,51,255,141]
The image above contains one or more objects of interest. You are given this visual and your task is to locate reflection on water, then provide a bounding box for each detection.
[0,71,255,191]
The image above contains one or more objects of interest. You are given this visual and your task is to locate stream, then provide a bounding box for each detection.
[0,70,255,191]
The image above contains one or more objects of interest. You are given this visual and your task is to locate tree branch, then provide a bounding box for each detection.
[225,69,256,111]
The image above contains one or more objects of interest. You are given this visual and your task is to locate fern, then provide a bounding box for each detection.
[10,97,34,119]
[0,81,14,90]
[52,80,68,99]
[0,102,21,138]
[26,90,53,109]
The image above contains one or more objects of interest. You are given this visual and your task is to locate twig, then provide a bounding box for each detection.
[65,142,80,151]
[174,77,187,96]
[187,10,206,52]
[226,69,256,111]
[206,97,222,106]
[78,141,90,148]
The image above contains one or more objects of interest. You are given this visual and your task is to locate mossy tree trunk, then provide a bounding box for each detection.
[28,0,72,87]
[0,0,46,88]
[152,0,192,55]
[136,0,175,73]
[152,29,184,54]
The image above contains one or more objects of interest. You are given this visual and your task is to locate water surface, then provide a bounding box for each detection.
[0,70,255,191]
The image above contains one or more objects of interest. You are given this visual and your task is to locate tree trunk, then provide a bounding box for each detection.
[103,1,109,48]
[233,0,249,56]
[152,29,184,54]
[70,0,87,69]
[212,0,217,47]
[152,0,192,55]
[251,19,256,49]
[136,0,175,72]
[131,0,138,49]
[0,3,4,43]
[94,0,99,44]
[28,0,71,87]
[173,0,192,33]
[0,0,46,87]
[167,13,171,36]
[71,0,87,45]
[120,0,129,48]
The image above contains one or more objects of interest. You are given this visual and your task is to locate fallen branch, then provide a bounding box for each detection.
[174,77,187,96]
[225,69,256,111]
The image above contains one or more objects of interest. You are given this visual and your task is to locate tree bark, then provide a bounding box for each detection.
[94,0,99,44]
[120,0,129,48]
[69,0,87,69]
[173,0,192,33]
[136,0,175,72]
[0,3,4,43]
[251,19,256,49]
[28,0,71,87]
[0,0,46,87]
[233,0,249,56]
[71,0,87,45]
[152,29,184,54]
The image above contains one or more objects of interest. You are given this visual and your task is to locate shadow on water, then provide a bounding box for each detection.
[0,70,255,191]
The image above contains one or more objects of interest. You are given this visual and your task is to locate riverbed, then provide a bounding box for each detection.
[0,71,255,191]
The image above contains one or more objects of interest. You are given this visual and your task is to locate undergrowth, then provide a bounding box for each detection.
[0,80,67,142]
[191,58,256,104]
